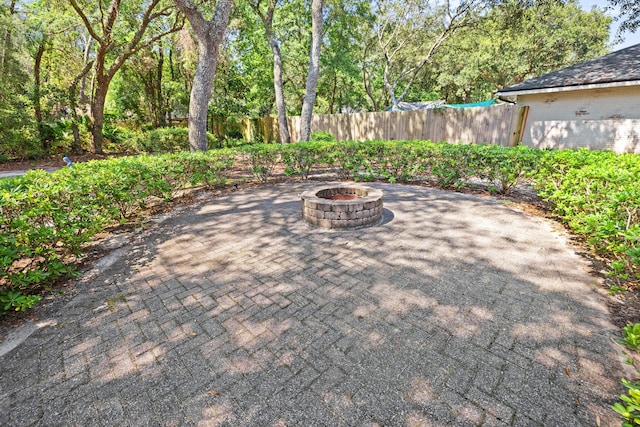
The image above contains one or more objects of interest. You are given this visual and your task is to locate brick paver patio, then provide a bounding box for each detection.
[0,182,626,426]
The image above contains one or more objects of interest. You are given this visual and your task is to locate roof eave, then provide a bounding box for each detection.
[496,79,640,97]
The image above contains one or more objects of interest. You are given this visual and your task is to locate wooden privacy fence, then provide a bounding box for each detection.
[237,105,527,146]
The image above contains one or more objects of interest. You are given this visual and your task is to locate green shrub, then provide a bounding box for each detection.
[0,131,44,161]
[139,127,217,153]
[2,140,638,313]
[219,137,251,149]
[467,144,542,194]
[44,119,92,155]
[310,131,336,142]
[534,149,640,280]
[327,141,366,179]
[365,140,425,182]
[102,123,143,153]
[613,378,640,427]
[426,142,472,188]
[0,290,41,312]
[622,323,640,350]
[239,144,281,182]
[161,150,235,189]
[281,141,332,180]
[0,150,234,299]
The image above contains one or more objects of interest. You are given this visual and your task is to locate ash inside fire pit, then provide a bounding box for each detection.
[320,194,359,201]
[301,185,383,229]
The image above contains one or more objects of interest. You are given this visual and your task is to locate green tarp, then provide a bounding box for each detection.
[443,98,497,108]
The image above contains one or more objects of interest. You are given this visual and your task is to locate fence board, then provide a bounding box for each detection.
[242,105,524,146]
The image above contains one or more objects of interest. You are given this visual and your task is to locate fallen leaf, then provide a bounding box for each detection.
[596,415,601,426]
[208,390,220,396]
[565,368,571,378]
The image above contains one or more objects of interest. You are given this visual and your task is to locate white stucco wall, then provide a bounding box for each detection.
[518,85,640,153]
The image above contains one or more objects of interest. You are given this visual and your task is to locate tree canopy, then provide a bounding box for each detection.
[0,0,612,157]
[608,0,640,33]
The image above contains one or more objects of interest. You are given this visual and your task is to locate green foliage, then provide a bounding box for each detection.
[219,137,251,149]
[326,141,366,180]
[354,140,425,182]
[613,378,640,427]
[426,143,472,188]
[3,140,638,314]
[430,0,611,103]
[310,131,336,142]
[281,141,332,180]
[622,323,640,350]
[534,149,640,280]
[239,144,281,182]
[608,0,640,33]
[466,144,542,194]
[138,127,217,153]
[0,290,41,312]
[609,285,627,296]
[0,150,234,298]
[101,122,143,153]
[0,2,38,160]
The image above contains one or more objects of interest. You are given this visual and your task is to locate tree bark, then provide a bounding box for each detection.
[33,40,47,151]
[268,34,290,143]
[299,0,324,142]
[79,34,92,110]
[174,0,234,152]
[91,77,110,154]
[157,41,166,127]
[189,40,217,151]
[0,0,17,72]
[68,60,94,155]
[251,0,290,144]
[361,41,379,111]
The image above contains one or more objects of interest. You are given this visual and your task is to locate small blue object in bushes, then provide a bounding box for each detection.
[63,157,73,167]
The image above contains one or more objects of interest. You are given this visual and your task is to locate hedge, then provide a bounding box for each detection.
[0,150,234,311]
[1,141,638,313]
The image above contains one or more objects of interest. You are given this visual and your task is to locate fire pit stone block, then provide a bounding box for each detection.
[301,185,383,229]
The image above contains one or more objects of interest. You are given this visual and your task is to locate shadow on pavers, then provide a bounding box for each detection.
[0,182,625,426]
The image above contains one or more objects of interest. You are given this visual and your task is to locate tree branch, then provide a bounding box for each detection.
[173,0,207,33]
[68,0,104,45]
[107,12,184,78]
[104,0,121,43]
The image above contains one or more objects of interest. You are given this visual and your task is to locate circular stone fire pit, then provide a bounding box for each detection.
[301,185,383,229]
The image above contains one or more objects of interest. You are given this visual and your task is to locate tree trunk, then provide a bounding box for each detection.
[384,64,399,111]
[157,42,166,127]
[188,40,217,151]
[329,74,337,114]
[268,35,290,143]
[91,79,110,154]
[68,60,93,155]
[33,40,47,151]
[362,69,379,112]
[79,34,92,110]
[174,0,234,152]
[0,0,17,72]
[299,0,324,142]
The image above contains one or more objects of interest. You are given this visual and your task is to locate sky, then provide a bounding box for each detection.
[578,0,640,50]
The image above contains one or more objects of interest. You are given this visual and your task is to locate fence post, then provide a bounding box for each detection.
[511,106,529,147]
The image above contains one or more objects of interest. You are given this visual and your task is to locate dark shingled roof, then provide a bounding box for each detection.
[497,43,640,94]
